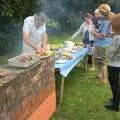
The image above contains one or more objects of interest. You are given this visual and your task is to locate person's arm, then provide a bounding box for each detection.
[91,31,103,39]
[23,17,38,51]
[23,32,37,50]
[69,23,84,40]
[88,23,106,39]
[42,32,48,49]
[90,27,106,39]
[37,24,48,51]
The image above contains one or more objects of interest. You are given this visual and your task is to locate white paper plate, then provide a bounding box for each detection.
[55,59,68,64]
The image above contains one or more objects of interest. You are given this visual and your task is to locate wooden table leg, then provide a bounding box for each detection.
[92,47,95,69]
[84,56,88,72]
[59,76,65,107]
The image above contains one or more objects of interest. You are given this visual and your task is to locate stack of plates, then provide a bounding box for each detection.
[64,41,74,50]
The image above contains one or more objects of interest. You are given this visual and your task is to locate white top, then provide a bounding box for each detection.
[71,22,95,41]
[23,16,46,54]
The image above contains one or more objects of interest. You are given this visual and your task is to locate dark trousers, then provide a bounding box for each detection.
[108,66,120,107]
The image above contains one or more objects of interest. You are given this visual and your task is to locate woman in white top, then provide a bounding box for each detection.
[23,12,48,54]
[70,13,96,69]
[70,13,95,48]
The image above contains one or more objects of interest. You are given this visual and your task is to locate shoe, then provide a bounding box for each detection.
[104,98,113,105]
[104,104,119,112]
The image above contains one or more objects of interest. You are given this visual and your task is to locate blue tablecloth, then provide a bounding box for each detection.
[55,48,88,77]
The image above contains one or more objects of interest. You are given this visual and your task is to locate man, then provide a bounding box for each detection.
[105,14,120,112]
[23,12,48,54]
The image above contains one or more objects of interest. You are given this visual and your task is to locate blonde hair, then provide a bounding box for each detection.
[98,4,111,18]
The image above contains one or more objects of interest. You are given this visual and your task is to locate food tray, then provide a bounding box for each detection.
[8,55,41,68]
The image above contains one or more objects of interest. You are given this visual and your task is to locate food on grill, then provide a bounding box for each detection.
[8,54,41,68]
[20,55,33,63]
[0,71,10,77]
[36,48,50,56]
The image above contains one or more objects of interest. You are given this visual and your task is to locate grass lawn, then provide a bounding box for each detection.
[48,34,70,44]
[52,69,120,120]
[49,35,120,120]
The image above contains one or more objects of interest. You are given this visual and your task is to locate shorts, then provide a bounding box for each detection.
[83,40,95,47]
[95,46,106,66]
[90,41,95,47]
[95,58,105,66]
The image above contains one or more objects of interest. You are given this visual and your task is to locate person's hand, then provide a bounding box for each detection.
[35,46,41,53]
[36,47,47,55]
[40,48,46,54]
[101,33,106,37]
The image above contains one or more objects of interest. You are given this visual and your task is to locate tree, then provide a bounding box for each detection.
[0,0,40,22]
[0,0,41,55]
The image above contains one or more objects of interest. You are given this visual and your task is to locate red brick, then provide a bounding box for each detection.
[12,105,23,120]
[27,91,56,120]
[0,56,55,120]
[0,112,12,120]
[30,93,40,113]
[21,97,32,120]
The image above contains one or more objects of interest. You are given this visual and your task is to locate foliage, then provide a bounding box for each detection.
[0,23,22,54]
[45,0,120,33]
[0,0,41,55]
[47,19,59,28]
[0,0,40,22]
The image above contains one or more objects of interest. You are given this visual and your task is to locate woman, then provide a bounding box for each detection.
[105,14,120,112]
[70,13,95,48]
[94,4,112,83]
[69,13,96,69]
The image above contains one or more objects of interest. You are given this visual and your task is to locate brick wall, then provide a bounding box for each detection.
[0,56,56,120]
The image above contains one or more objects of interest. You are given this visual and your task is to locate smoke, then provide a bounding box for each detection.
[39,0,68,20]
[37,0,70,35]
[0,22,22,56]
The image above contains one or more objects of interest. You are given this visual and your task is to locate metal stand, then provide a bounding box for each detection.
[92,47,95,69]
[59,76,65,107]
[84,56,88,72]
